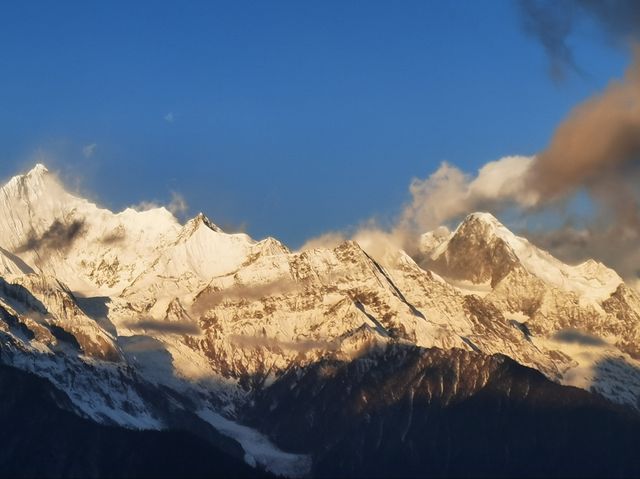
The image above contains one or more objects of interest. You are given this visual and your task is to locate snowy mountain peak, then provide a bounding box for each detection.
[7,163,51,186]
[182,213,224,236]
[24,163,49,178]
[2,162,58,198]
[195,212,224,233]
[0,164,89,252]
[464,211,501,226]
[27,162,49,176]
[427,212,624,302]
[428,213,519,287]
[254,236,290,256]
[455,212,518,244]
[425,212,521,262]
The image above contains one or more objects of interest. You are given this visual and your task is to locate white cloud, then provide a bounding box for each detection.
[82,143,97,158]
[164,112,174,123]
[398,155,537,233]
[299,155,539,266]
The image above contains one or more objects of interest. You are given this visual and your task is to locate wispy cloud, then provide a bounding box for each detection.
[82,143,97,158]
[517,0,640,81]
[130,191,189,219]
[130,200,161,212]
[397,155,538,235]
[164,112,174,123]
[168,191,188,216]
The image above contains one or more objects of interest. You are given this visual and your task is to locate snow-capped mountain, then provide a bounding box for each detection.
[2,164,640,477]
[420,212,640,405]
[0,164,184,295]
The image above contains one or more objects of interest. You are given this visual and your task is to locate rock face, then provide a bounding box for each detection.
[429,213,520,287]
[1,164,640,477]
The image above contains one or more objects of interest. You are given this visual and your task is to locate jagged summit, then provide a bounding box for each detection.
[2,162,58,197]
[427,211,624,302]
[9,162,50,182]
[184,212,224,234]
[464,211,501,225]
[454,212,519,244]
[9,163,55,190]
[421,213,518,261]
[426,212,520,286]
[253,236,290,256]
[195,212,223,232]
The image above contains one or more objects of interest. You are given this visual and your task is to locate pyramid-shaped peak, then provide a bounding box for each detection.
[462,212,504,228]
[195,212,223,232]
[183,212,224,234]
[5,163,51,184]
[454,212,517,243]
[23,163,52,186]
[254,236,290,256]
[2,163,60,198]
[429,212,521,287]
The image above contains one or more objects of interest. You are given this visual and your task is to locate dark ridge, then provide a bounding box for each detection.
[0,363,270,479]
[246,344,640,478]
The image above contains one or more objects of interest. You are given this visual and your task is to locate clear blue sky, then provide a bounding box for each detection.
[0,1,628,246]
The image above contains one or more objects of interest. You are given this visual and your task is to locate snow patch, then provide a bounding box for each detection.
[197,408,312,477]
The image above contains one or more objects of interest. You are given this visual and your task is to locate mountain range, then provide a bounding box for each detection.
[2,164,640,477]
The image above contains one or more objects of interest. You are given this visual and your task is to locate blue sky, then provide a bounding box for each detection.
[0,1,629,246]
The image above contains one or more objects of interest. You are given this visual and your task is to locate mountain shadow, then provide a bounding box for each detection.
[245,344,640,478]
[0,279,282,477]
[74,295,116,336]
[0,362,271,479]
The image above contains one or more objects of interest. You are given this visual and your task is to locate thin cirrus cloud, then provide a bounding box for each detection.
[167,191,188,216]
